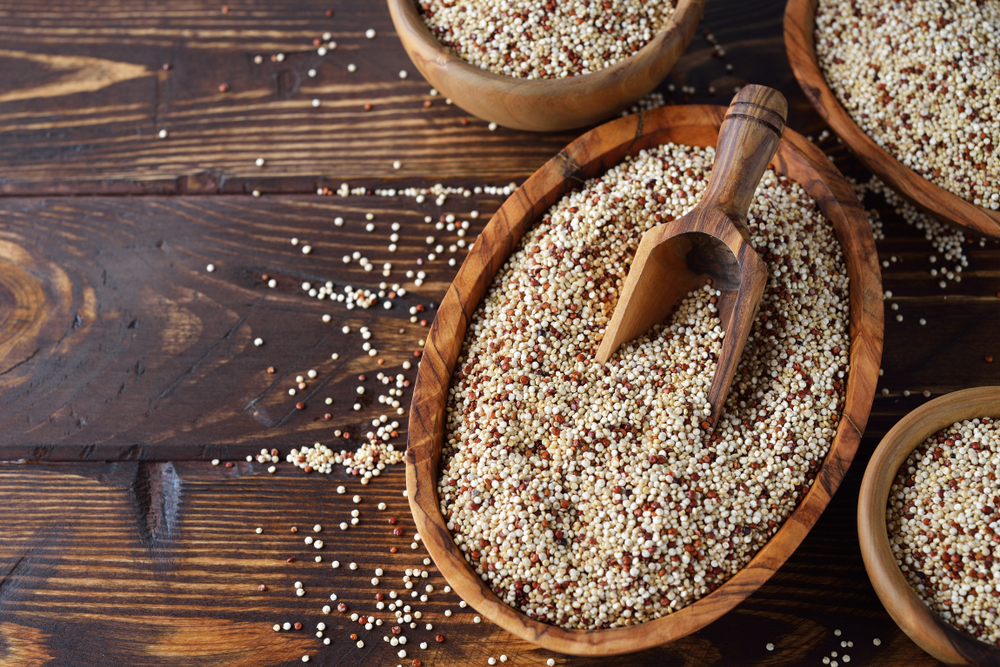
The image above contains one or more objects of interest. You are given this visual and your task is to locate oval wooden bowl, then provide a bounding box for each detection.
[406,105,884,656]
[783,0,1000,240]
[386,0,704,132]
[858,386,1000,666]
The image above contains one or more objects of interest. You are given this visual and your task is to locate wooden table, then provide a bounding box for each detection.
[1,1,997,665]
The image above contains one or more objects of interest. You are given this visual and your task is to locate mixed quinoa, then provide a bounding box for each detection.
[439,143,851,629]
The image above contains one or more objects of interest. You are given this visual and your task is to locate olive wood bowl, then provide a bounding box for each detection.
[783,0,1000,240]
[406,104,884,655]
[858,386,1000,666]
[387,0,704,132]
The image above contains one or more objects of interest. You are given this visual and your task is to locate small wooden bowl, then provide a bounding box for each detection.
[406,104,884,655]
[387,0,704,132]
[783,0,1000,240]
[858,386,1000,666]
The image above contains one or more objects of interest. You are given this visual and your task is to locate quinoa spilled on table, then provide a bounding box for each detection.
[814,0,1000,209]
[439,143,851,629]
[888,417,1000,645]
[417,0,676,79]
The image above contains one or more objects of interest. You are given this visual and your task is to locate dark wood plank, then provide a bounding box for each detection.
[0,0,800,196]
[0,194,504,460]
[2,0,999,663]
[1,183,998,462]
[0,0,568,195]
[1,172,992,662]
[0,460,940,666]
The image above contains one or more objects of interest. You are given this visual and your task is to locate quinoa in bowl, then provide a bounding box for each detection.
[439,142,851,629]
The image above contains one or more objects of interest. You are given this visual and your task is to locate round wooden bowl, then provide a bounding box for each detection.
[386,0,704,132]
[858,387,1000,666]
[783,0,1000,240]
[406,105,884,655]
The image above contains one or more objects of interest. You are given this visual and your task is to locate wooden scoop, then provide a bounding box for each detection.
[595,85,787,428]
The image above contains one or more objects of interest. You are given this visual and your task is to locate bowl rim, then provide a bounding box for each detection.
[406,103,884,656]
[783,0,1000,240]
[858,386,1000,666]
[387,0,705,131]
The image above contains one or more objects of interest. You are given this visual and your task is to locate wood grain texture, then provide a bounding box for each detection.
[0,0,576,195]
[859,387,1000,667]
[0,0,802,197]
[0,185,997,664]
[406,101,883,655]
[596,85,785,428]
[0,193,502,460]
[0,459,955,667]
[387,0,704,131]
[783,0,1000,240]
[1,0,1000,664]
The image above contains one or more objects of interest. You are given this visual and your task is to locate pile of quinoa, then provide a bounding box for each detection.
[438,143,851,629]
[887,418,1000,645]
[417,0,677,79]
[814,0,1000,209]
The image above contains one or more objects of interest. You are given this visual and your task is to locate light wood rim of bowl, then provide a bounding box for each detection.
[858,386,1000,666]
[386,0,705,132]
[406,104,884,656]
[783,0,1000,240]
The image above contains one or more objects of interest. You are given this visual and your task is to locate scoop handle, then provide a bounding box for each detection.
[699,85,787,240]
